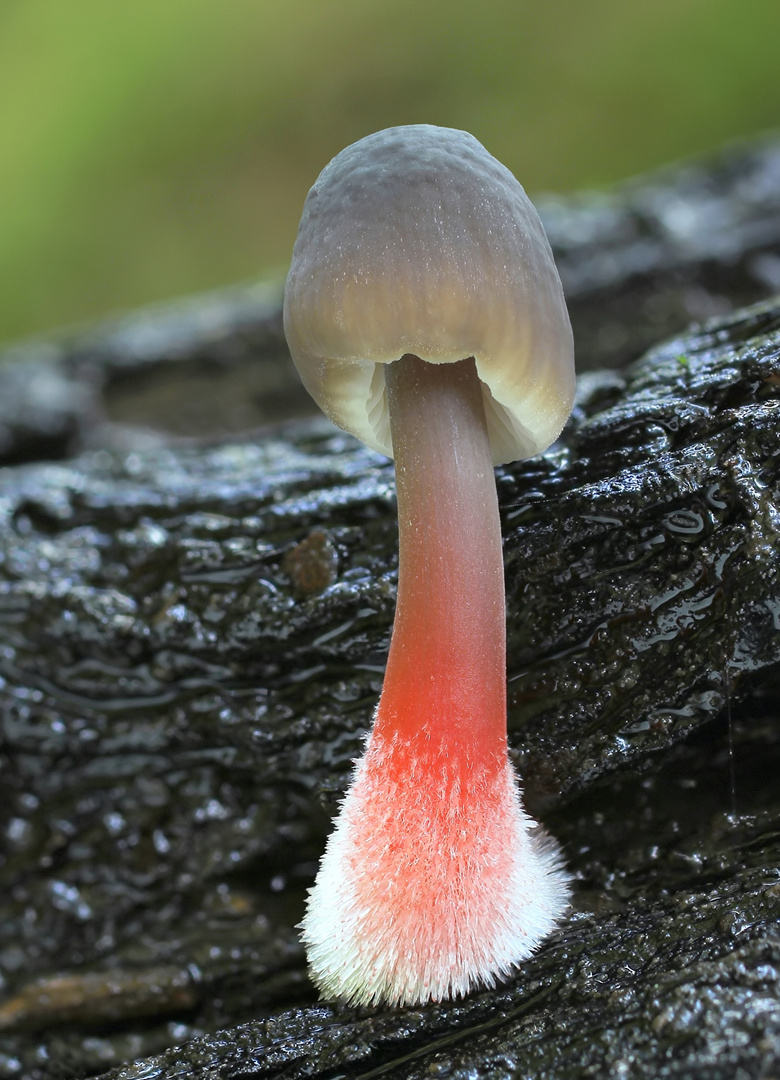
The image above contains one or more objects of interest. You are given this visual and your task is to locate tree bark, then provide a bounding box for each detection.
[0,136,779,1080]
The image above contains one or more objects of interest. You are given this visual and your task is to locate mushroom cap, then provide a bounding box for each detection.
[283,124,574,465]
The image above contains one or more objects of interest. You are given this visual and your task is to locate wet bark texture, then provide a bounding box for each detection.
[0,136,779,1080]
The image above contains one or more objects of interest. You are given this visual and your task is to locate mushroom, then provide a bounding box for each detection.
[283,125,574,1008]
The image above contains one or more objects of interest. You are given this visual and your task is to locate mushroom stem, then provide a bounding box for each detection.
[380,353,506,762]
[300,354,569,1008]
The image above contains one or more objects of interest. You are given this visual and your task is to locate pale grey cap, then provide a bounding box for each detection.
[283,125,574,465]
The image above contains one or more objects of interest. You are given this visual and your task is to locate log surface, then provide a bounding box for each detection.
[0,138,779,1080]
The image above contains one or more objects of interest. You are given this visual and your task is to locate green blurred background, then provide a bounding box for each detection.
[2,0,779,346]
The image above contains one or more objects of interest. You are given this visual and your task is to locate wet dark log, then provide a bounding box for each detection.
[1,139,779,1079]
[546,134,780,370]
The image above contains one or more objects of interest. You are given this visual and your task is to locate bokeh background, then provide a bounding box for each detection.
[2,0,779,347]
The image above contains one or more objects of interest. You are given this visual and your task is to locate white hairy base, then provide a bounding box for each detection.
[300,732,570,1007]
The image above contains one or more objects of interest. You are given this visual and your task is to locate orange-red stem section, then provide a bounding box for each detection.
[377,354,507,768]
